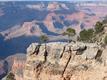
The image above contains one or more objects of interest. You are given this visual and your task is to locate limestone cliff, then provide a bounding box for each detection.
[1,54,26,80]
[23,42,107,80]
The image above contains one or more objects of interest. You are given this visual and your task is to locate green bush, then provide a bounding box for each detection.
[40,35,49,43]
[95,21,104,33]
[62,28,76,42]
[79,29,94,42]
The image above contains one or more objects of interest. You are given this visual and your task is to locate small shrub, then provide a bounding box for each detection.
[62,28,76,43]
[79,29,94,42]
[95,21,104,33]
[40,35,48,43]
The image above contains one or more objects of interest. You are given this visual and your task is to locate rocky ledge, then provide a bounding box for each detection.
[22,42,107,80]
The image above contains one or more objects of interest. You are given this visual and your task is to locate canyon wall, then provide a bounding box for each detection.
[22,42,107,80]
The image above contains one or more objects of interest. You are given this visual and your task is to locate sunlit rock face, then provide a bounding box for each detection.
[22,42,107,80]
[0,54,26,80]
[11,54,26,80]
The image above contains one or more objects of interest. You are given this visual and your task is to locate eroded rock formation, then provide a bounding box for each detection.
[23,42,107,80]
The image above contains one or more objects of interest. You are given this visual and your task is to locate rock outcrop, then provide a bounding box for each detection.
[23,42,107,80]
[1,54,26,80]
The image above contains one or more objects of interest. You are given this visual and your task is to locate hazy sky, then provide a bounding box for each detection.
[0,0,107,1]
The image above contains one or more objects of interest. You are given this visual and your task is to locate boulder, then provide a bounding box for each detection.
[81,47,99,59]
[85,43,99,48]
[71,42,86,51]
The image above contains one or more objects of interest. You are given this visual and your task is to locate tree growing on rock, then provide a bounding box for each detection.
[79,29,94,42]
[40,34,49,62]
[6,72,15,80]
[62,28,76,43]
[95,21,104,33]
[60,28,76,61]
[61,28,76,76]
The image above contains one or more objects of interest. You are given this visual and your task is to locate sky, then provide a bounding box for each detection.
[0,0,106,1]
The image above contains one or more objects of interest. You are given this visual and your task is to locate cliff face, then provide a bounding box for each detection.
[0,54,26,80]
[23,42,107,80]
[0,60,8,79]
[11,54,26,80]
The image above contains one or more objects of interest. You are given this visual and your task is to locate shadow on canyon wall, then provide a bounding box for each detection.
[0,34,39,58]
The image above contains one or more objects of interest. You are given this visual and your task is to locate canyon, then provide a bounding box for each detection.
[1,1,107,80]
[0,1,107,57]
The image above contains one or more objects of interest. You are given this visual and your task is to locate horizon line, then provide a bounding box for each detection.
[0,0,107,2]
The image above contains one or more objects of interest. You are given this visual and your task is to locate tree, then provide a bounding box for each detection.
[40,35,48,44]
[61,28,75,76]
[95,21,104,33]
[104,35,107,45]
[40,34,49,62]
[62,28,76,43]
[79,29,94,42]
[6,72,15,80]
[40,34,49,49]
